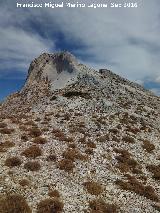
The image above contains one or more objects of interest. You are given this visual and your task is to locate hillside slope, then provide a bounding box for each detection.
[0,52,160,213]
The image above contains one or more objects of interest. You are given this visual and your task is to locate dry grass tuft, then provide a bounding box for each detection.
[0,141,15,152]
[114,148,141,174]
[24,161,41,171]
[0,194,31,213]
[142,140,155,153]
[89,199,118,213]
[48,189,60,198]
[122,135,135,144]
[46,154,57,162]
[5,156,22,168]
[28,127,42,137]
[85,148,94,155]
[19,179,30,187]
[146,164,160,180]
[83,181,103,195]
[62,148,83,161]
[37,198,64,213]
[97,134,109,143]
[58,159,75,172]
[0,128,14,134]
[21,134,28,142]
[22,145,42,158]
[116,174,159,201]
[87,141,96,149]
[0,122,7,128]
[33,137,47,144]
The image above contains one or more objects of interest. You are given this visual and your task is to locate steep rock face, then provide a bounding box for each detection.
[23,51,79,91]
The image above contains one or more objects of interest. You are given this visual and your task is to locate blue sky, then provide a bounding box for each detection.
[0,0,160,101]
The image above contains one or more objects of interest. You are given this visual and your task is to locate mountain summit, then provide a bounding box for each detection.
[24,52,79,90]
[0,52,160,213]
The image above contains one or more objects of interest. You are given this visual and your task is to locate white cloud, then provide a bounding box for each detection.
[0,27,54,72]
[0,0,160,86]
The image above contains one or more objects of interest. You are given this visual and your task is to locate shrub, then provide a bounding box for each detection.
[114,148,141,174]
[122,135,135,143]
[87,141,96,149]
[68,143,76,149]
[5,156,22,168]
[85,148,94,155]
[89,199,118,213]
[24,120,37,126]
[0,122,7,128]
[48,189,60,198]
[58,159,75,172]
[0,141,15,152]
[50,95,57,101]
[0,194,31,213]
[146,164,160,180]
[46,154,57,162]
[142,140,155,153]
[37,198,64,213]
[21,134,28,142]
[63,91,90,99]
[97,134,109,143]
[24,161,41,171]
[62,148,82,161]
[0,128,14,134]
[22,145,42,158]
[29,128,42,137]
[109,128,119,134]
[33,137,47,144]
[114,149,140,173]
[19,179,30,187]
[116,175,159,201]
[83,181,103,195]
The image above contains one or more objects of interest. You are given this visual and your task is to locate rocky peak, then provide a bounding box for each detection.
[24,51,79,90]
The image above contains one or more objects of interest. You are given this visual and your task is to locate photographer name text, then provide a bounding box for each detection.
[16,2,138,9]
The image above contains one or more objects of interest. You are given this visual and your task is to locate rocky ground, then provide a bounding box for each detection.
[0,52,160,213]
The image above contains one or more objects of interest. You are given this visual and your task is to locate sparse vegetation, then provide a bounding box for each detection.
[37,198,64,213]
[46,154,57,162]
[22,145,42,158]
[19,179,30,187]
[97,134,109,143]
[146,164,160,180]
[85,148,94,155]
[89,199,118,213]
[21,134,28,141]
[83,181,103,195]
[62,148,82,161]
[122,135,135,144]
[142,140,155,153]
[0,194,31,213]
[87,141,96,148]
[48,189,60,198]
[58,159,75,172]
[0,122,7,128]
[114,148,141,174]
[33,136,47,144]
[5,156,22,168]
[29,127,42,137]
[0,128,14,134]
[63,91,90,99]
[0,140,15,152]
[24,161,41,171]
[116,174,159,201]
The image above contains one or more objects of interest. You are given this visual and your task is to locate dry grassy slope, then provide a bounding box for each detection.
[0,52,160,213]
